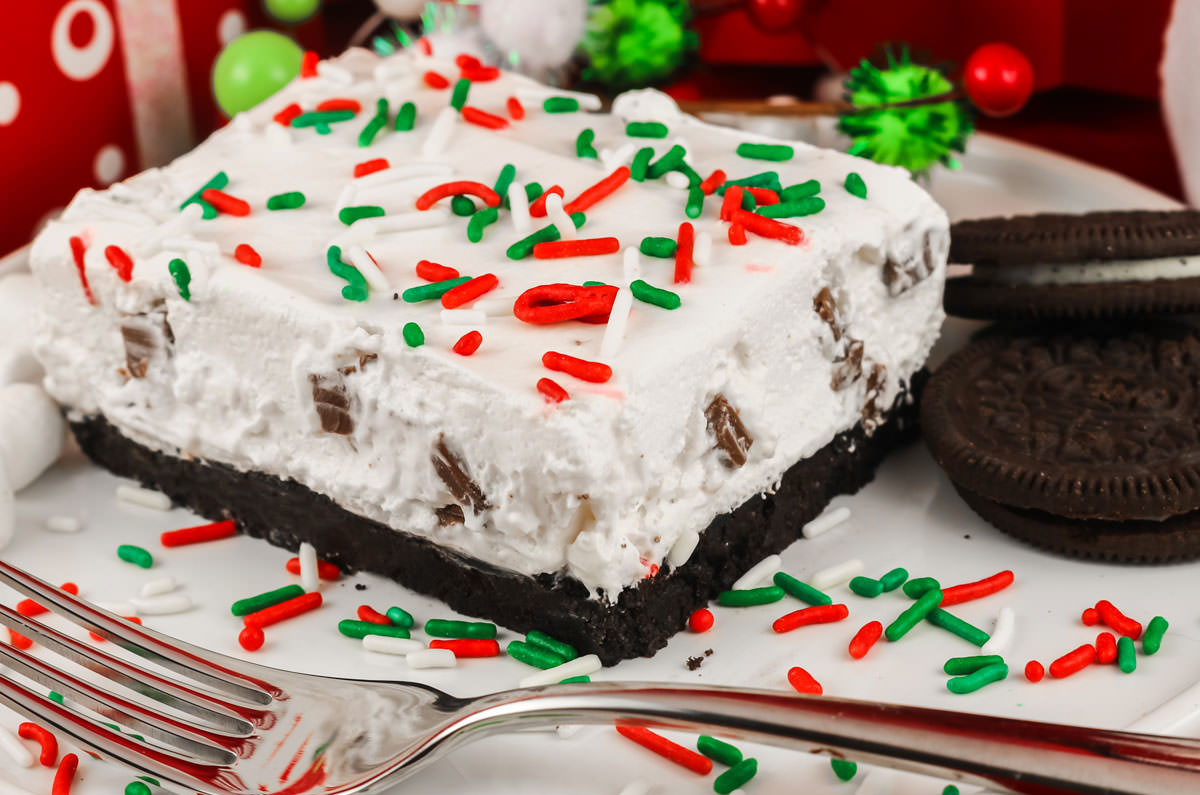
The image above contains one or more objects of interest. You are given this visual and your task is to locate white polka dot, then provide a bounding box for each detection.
[52,0,115,81]
[218,10,247,46]
[0,82,18,126]
[93,144,125,185]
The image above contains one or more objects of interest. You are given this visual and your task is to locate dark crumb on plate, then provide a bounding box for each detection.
[963,534,971,539]
[686,656,704,671]
[705,648,713,656]
[355,583,367,591]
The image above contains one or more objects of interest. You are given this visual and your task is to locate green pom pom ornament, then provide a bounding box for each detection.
[212,30,304,117]
[264,0,322,24]
[582,0,698,91]
[837,45,974,175]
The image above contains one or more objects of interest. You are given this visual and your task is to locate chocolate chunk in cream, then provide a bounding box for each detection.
[432,436,489,514]
[705,394,753,468]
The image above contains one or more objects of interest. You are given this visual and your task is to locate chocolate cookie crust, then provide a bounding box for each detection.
[68,373,924,665]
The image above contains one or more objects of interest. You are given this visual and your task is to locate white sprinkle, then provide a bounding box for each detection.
[474,297,516,317]
[599,286,633,362]
[617,781,653,795]
[363,635,425,656]
[507,181,531,234]
[665,171,690,190]
[440,309,487,326]
[601,143,636,171]
[231,112,254,133]
[361,209,450,235]
[139,576,176,599]
[130,593,192,616]
[0,724,33,767]
[116,485,171,511]
[622,246,641,284]
[545,193,576,241]
[263,123,292,148]
[316,61,354,86]
[94,600,136,616]
[731,554,782,591]
[810,558,864,589]
[298,542,320,593]
[347,245,391,292]
[694,231,713,266]
[802,505,851,539]
[666,528,699,569]
[407,648,456,669]
[336,183,357,212]
[45,515,81,533]
[422,107,457,157]
[353,163,452,194]
[519,653,601,688]
[516,88,601,111]
[981,607,1015,654]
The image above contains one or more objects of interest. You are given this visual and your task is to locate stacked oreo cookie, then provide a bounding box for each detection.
[924,210,1200,561]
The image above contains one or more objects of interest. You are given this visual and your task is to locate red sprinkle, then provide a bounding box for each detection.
[461,106,510,130]
[615,725,713,775]
[300,51,319,79]
[274,102,302,126]
[354,158,390,178]
[68,237,96,305]
[848,620,884,659]
[19,722,58,766]
[529,185,565,218]
[699,169,727,195]
[1024,660,1045,682]
[104,245,134,282]
[1081,607,1099,626]
[720,185,743,221]
[286,556,340,581]
[786,666,824,695]
[234,243,262,268]
[563,167,631,215]
[416,38,432,56]
[238,625,265,652]
[8,628,32,649]
[1049,644,1096,679]
[1095,600,1142,639]
[429,638,501,657]
[442,273,498,309]
[455,54,482,70]
[532,237,620,259]
[729,209,803,245]
[243,592,323,629]
[689,608,714,633]
[453,330,483,356]
[773,603,849,633]
[743,186,780,206]
[513,283,618,325]
[542,351,613,383]
[506,96,525,119]
[461,65,501,82]
[17,583,80,618]
[674,221,695,284]
[1096,631,1118,664]
[316,97,361,114]
[201,188,251,217]
[416,259,460,282]
[161,519,237,547]
[357,605,392,625]
[537,377,569,403]
[423,71,450,89]
[939,570,1014,607]
[728,223,747,246]
[52,753,78,795]
[415,180,502,211]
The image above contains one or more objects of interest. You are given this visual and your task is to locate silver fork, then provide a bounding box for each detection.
[0,559,1197,795]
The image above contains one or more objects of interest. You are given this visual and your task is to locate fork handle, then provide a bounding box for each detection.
[454,682,1200,794]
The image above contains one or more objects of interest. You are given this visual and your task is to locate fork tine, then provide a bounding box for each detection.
[0,604,257,736]
[0,640,238,766]
[0,559,273,705]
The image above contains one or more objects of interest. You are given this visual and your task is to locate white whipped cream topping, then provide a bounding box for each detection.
[29,48,948,599]
[975,256,1200,286]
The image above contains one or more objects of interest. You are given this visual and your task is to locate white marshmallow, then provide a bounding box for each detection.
[0,275,45,386]
[0,383,66,490]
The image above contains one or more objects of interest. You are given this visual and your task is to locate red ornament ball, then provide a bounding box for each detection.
[745,0,803,31]
[689,607,714,633]
[239,625,265,652]
[963,42,1034,118]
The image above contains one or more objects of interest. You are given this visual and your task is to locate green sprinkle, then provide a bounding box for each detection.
[885,588,942,641]
[943,787,961,795]
[697,735,743,766]
[527,630,577,661]
[467,207,500,242]
[926,608,990,647]
[740,190,757,211]
[506,212,586,260]
[326,245,369,302]
[630,279,681,310]
[878,567,908,592]
[231,584,305,617]
[1143,616,1168,655]
[848,576,882,598]
[402,322,424,348]
[630,147,654,181]
[507,640,567,669]
[338,205,385,226]
[714,758,757,794]
[780,179,821,201]
[758,197,825,218]
[386,606,415,628]
[168,258,191,301]
[646,145,686,180]
[117,544,153,569]
[338,620,411,640]
[947,662,1008,694]
[136,779,160,788]
[394,101,417,131]
[291,109,356,127]
[450,195,476,216]
[450,78,471,111]
[639,236,677,258]
[1117,635,1137,673]
[582,280,607,287]
[943,655,1004,676]
[676,161,702,186]
[685,185,704,219]
[737,142,794,161]
[358,115,386,147]
[717,585,785,607]
[125,783,152,795]
[314,122,332,135]
[180,171,228,216]
[576,128,598,159]
[49,691,64,704]
[830,758,858,781]
[424,619,496,639]
[773,572,832,606]
[524,182,544,202]
[844,172,867,199]
[626,121,669,138]
[902,577,940,598]
[493,163,516,206]
[717,171,781,194]
[542,96,580,113]
[558,675,590,684]
[267,191,306,210]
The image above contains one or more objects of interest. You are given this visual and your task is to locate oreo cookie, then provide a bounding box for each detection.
[921,323,1200,560]
[945,210,1200,320]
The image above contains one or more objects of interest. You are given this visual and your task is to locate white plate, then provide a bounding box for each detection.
[2,136,1196,795]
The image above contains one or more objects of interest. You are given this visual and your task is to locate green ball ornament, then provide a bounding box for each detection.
[264,0,321,24]
[212,30,303,117]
